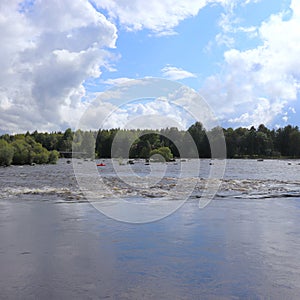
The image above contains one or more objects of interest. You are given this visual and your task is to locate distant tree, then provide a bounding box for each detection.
[10,136,57,165]
[150,146,173,161]
[96,129,118,158]
[48,150,60,164]
[11,139,32,165]
[234,127,248,156]
[81,131,96,158]
[159,128,182,158]
[57,128,73,153]
[2,122,300,162]
[32,143,49,164]
[245,126,256,156]
[0,134,11,143]
[139,142,151,158]
[129,132,159,158]
[111,130,135,158]
[275,125,293,156]
[289,129,300,157]
[188,122,210,157]
[0,140,14,166]
[207,126,225,158]
[255,131,272,156]
[224,127,237,158]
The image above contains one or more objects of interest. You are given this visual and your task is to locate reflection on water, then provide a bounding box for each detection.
[0,159,300,298]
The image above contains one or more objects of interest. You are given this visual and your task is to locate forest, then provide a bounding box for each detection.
[1,122,300,166]
[0,134,59,166]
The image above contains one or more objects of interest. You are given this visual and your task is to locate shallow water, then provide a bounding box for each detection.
[0,159,300,299]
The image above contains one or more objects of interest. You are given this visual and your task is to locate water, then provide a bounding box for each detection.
[1,159,300,299]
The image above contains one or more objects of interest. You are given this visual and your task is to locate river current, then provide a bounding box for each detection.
[0,159,300,299]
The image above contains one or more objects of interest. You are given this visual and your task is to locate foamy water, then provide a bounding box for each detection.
[1,158,300,201]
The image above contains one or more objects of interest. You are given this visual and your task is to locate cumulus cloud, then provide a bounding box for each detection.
[0,0,117,133]
[0,0,293,133]
[93,0,248,36]
[100,99,192,130]
[200,0,300,127]
[161,66,197,80]
[77,96,192,131]
[228,98,286,126]
[78,79,204,131]
[93,0,209,35]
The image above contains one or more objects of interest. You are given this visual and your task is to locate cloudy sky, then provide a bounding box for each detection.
[0,0,299,133]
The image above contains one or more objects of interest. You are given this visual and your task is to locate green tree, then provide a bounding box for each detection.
[81,131,96,158]
[96,129,117,158]
[48,150,60,164]
[130,133,154,158]
[11,139,31,165]
[188,122,210,158]
[255,131,272,156]
[275,125,293,156]
[234,127,248,157]
[289,129,300,157]
[224,127,237,158]
[0,140,14,166]
[32,143,49,164]
[57,128,73,154]
[150,146,173,161]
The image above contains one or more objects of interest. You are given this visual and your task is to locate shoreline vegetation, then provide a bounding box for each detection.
[1,123,300,166]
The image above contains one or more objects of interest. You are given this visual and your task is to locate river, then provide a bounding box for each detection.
[0,159,300,299]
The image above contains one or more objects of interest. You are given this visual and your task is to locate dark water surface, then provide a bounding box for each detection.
[1,159,300,299]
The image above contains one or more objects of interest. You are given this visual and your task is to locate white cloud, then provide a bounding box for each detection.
[161,66,197,80]
[0,0,117,133]
[93,0,210,35]
[282,115,288,123]
[201,0,300,127]
[93,0,254,36]
[214,0,260,49]
[102,77,134,85]
[215,33,235,47]
[102,99,191,130]
[79,80,203,131]
[228,98,286,127]
[78,96,191,131]
[0,0,296,133]
[289,107,296,114]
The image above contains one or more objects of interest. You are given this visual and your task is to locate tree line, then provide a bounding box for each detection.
[1,123,300,165]
[0,133,60,166]
[75,123,300,159]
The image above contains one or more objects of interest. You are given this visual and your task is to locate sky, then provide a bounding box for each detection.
[0,0,299,133]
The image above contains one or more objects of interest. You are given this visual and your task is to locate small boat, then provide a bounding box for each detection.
[127,160,134,165]
[257,158,264,162]
[97,163,106,167]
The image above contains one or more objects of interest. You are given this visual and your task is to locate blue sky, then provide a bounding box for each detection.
[0,0,299,133]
